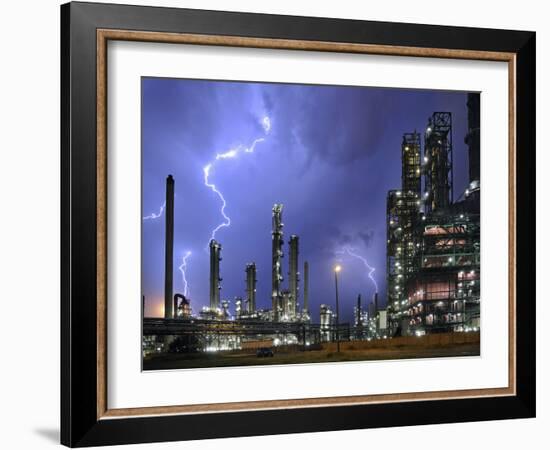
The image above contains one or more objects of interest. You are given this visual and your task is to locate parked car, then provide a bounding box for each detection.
[256,347,274,357]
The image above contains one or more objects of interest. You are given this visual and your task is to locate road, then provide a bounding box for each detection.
[143,342,480,370]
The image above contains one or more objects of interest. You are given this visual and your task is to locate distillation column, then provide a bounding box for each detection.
[245,263,257,314]
[271,204,284,321]
[209,239,222,310]
[288,235,300,319]
[303,261,309,316]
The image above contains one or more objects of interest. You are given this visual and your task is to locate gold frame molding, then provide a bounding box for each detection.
[96,29,516,420]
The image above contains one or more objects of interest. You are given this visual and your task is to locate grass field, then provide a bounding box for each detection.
[143,341,480,370]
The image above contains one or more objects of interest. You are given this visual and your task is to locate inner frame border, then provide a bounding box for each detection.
[96,28,516,420]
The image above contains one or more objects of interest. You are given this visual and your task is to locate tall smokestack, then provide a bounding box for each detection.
[164,175,174,318]
[245,263,257,314]
[288,235,299,317]
[373,292,379,312]
[303,261,309,314]
[271,204,284,321]
[209,239,222,310]
[465,93,480,183]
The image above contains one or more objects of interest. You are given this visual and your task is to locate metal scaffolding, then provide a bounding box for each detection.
[386,132,423,334]
[387,105,480,336]
[424,112,453,214]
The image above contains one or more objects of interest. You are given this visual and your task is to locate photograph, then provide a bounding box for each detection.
[140,78,481,370]
[55,1,536,446]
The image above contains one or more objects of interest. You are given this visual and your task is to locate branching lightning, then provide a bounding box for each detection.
[338,246,379,294]
[178,251,192,297]
[203,116,271,244]
[143,201,166,220]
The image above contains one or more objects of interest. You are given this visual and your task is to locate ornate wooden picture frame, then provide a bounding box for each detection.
[61,2,535,447]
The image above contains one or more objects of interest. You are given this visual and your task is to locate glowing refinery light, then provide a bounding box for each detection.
[143,201,166,220]
[178,251,192,297]
[203,116,271,244]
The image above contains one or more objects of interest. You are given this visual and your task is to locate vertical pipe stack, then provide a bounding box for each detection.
[466,93,480,184]
[164,175,175,319]
[245,263,257,314]
[271,204,284,322]
[209,240,222,310]
[288,235,299,318]
[303,261,309,314]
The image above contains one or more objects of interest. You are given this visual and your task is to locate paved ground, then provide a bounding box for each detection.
[143,342,480,370]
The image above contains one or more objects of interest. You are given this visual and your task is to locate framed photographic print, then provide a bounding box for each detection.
[61,1,536,447]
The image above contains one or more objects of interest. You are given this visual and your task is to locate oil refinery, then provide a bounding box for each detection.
[142,94,481,364]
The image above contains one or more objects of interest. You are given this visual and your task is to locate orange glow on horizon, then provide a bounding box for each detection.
[144,298,164,318]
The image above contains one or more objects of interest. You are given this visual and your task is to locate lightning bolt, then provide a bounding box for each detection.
[143,201,166,220]
[262,116,271,133]
[178,251,192,297]
[203,116,271,244]
[203,163,231,243]
[338,246,378,293]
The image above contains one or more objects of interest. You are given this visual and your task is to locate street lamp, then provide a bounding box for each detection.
[334,265,342,353]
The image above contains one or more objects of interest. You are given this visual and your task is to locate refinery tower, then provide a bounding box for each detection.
[271,204,284,321]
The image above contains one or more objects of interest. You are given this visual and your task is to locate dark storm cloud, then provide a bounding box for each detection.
[262,90,274,114]
[255,85,390,171]
[141,78,470,322]
[331,228,375,250]
[358,230,375,248]
[296,88,388,167]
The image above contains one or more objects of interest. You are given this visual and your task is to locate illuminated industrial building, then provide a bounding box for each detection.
[234,297,243,318]
[173,293,192,318]
[386,132,422,329]
[353,294,369,340]
[387,97,481,336]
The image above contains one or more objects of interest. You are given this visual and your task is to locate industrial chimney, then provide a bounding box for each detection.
[288,235,299,318]
[209,239,222,310]
[245,263,257,314]
[164,175,175,319]
[303,261,309,314]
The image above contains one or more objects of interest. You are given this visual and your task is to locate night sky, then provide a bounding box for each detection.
[142,77,471,322]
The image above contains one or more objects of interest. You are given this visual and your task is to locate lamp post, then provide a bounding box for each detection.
[334,265,342,353]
